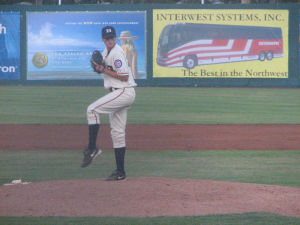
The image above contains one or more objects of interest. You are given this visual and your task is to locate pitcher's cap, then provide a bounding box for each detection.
[102,26,116,39]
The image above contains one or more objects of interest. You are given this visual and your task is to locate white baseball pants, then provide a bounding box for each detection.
[87,87,136,148]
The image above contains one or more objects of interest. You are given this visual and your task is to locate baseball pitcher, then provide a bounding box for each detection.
[81,26,137,181]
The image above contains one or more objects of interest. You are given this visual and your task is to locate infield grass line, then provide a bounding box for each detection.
[0,86,300,124]
[1,212,300,225]
[0,150,299,187]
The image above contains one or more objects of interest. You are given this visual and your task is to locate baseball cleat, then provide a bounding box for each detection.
[105,170,126,181]
[81,147,102,168]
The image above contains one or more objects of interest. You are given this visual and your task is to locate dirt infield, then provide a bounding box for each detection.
[1,124,300,218]
[1,124,300,150]
[1,178,300,218]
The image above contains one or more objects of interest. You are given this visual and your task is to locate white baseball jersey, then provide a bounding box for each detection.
[87,43,136,148]
[102,44,137,89]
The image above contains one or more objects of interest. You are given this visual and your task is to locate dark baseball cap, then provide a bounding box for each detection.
[102,26,116,39]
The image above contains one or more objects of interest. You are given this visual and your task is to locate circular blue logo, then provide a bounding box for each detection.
[114,59,122,69]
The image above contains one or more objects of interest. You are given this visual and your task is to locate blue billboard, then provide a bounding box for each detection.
[27,11,146,80]
[0,12,20,80]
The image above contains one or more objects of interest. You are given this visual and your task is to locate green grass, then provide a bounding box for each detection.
[1,150,299,187]
[1,150,299,225]
[0,86,300,124]
[1,86,300,225]
[1,212,300,225]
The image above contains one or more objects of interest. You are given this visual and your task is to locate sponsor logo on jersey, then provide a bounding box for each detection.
[114,59,122,69]
[32,52,48,68]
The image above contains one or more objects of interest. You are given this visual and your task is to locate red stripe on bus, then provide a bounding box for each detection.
[163,40,248,62]
[161,39,281,63]
[160,53,257,67]
[168,40,230,56]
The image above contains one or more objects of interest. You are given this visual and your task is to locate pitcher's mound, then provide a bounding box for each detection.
[1,178,300,218]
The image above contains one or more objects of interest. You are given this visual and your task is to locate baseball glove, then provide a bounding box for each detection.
[91,50,105,73]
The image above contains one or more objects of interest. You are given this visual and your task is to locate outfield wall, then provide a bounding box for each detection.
[0,3,299,87]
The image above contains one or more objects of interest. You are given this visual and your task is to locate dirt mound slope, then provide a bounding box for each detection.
[1,178,299,218]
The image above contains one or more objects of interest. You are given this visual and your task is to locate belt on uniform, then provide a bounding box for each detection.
[109,87,120,92]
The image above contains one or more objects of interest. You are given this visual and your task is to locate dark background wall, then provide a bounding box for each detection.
[0,3,299,87]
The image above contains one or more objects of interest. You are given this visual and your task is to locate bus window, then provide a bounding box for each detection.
[169,28,182,47]
[158,25,172,56]
[159,25,171,48]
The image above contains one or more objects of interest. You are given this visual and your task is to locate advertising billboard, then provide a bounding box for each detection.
[299,11,300,78]
[0,12,20,80]
[153,9,289,78]
[27,11,146,80]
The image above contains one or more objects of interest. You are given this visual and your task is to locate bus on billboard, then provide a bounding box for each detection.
[156,23,283,70]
